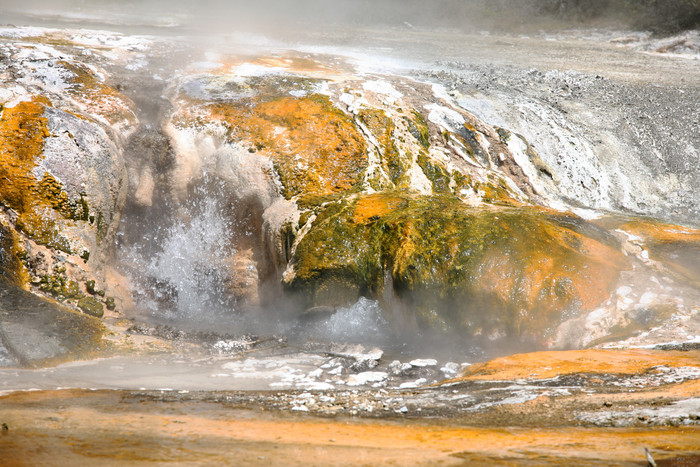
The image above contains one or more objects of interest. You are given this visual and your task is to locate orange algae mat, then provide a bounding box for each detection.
[452,348,700,382]
[1,389,698,466]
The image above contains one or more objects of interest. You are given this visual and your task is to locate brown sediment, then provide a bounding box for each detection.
[451,349,700,382]
[0,389,698,466]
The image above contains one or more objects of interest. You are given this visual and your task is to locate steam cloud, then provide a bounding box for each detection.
[2,0,699,33]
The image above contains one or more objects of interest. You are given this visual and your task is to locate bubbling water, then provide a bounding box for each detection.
[145,192,236,316]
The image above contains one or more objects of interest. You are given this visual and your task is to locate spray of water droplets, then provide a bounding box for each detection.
[120,178,239,321]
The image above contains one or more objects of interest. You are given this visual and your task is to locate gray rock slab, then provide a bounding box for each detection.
[0,284,104,367]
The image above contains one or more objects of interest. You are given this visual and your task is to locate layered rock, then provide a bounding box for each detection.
[1,27,696,350]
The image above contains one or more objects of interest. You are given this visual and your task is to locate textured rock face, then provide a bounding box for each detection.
[609,218,700,287]
[289,194,627,343]
[157,57,634,345]
[0,30,133,317]
[0,98,126,257]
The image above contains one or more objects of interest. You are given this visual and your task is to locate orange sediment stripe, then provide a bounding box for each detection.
[451,348,700,382]
[1,389,698,465]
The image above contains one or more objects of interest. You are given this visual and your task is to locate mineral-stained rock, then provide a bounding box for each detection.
[0,35,133,317]
[168,74,368,200]
[599,217,700,287]
[450,348,700,382]
[3,35,689,348]
[157,58,642,344]
[0,95,128,277]
[286,192,628,344]
[0,221,27,287]
[77,296,105,318]
[162,61,541,309]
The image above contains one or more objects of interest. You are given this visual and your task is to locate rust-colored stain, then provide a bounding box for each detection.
[615,219,700,244]
[452,348,700,382]
[614,218,700,286]
[0,96,91,252]
[0,97,71,252]
[0,96,51,213]
[471,214,629,338]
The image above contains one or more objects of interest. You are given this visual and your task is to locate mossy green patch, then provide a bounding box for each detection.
[407,109,430,150]
[38,173,91,221]
[416,152,451,193]
[456,124,489,166]
[39,272,82,300]
[0,221,28,287]
[289,195,385,307]
[77,296,104,318]
[474,174,521,205]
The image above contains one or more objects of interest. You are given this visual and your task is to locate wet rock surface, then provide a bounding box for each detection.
[1,359,699,465]
[0,284,104,367]
[0,27,134,323]
[1,22,698,351]
[417,51,700,229]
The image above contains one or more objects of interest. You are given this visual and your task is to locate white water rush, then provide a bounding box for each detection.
[123,181,239,320]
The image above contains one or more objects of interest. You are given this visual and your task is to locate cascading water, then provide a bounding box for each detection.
[115,173,397,345]
[144,191,236,316]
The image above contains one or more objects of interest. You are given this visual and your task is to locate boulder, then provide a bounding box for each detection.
[161,59,630,344]
[286,192,628,344]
